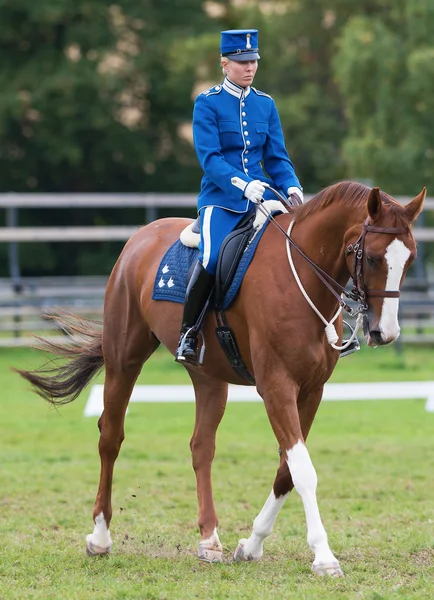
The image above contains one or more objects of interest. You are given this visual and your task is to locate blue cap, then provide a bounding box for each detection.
[220,29,260,61]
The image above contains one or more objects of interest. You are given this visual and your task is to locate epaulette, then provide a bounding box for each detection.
[251,87,272,99]
[200,85,223,97]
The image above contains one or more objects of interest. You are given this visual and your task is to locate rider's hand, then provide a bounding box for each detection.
[244,180,266,204]
[287,186,304,205]
[253,200,288,229]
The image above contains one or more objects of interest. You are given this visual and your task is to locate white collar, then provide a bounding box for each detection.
[223,77,251,99]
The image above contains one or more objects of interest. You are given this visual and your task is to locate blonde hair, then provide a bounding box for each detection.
[220,56,230,76]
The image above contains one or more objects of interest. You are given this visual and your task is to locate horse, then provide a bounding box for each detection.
[16,181,425,576]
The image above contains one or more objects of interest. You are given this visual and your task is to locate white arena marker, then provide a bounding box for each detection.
[84,382,434,417]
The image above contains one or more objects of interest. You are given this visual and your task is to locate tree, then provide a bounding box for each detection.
[0,0,222,194]
[333,0,434,195]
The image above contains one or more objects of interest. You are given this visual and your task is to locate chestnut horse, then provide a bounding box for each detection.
[16,181,425,576]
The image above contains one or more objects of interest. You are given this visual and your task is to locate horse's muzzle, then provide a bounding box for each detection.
[363,315,399,347]
[367,328,398,347]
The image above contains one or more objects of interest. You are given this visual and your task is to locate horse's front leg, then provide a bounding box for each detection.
[189,372,228,562]
[287,438,342,576]
[234,383,342,576]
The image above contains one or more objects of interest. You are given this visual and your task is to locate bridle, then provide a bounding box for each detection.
[346,218,409,309]
[259,188,410,317]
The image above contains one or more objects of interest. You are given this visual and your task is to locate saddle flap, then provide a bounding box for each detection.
[215,214,255,307]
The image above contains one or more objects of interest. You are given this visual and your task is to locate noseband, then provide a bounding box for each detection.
[346,217,409,306]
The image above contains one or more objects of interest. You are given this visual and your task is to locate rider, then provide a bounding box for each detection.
[176,28,303,363]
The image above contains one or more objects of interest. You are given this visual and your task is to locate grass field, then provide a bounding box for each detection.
[1,344,434,599]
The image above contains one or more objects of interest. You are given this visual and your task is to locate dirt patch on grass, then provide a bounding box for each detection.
[410,548,434,566]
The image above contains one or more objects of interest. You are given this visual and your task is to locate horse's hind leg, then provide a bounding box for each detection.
[86,316,159,556]
[234,385,342,576]
[233,459,290,563]
[188,370,228,563]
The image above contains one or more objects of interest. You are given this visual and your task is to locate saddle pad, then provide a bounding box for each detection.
[152,219,271,310]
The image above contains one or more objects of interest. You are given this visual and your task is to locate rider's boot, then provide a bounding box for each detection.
[175,262,215,364]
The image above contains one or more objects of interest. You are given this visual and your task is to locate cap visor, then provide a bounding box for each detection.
[226,52,260,61]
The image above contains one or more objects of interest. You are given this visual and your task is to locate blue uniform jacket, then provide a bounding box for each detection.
[193,77,302,213]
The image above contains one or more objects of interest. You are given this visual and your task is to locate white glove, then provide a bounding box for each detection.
[253,200,288,229]
[287,186,304,204]
[244,180,267,204]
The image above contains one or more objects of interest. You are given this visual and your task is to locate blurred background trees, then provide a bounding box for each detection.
[0,0,432,275]
[333,0,434,195]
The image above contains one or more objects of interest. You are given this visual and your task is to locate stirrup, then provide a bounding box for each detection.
[340,338,360,357]
[175,328,206,366]
[340,320,361,358]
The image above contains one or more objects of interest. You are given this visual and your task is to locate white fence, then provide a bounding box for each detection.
[84,382,434,417]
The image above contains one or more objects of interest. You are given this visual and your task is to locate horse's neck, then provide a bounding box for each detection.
[293,203,366,286]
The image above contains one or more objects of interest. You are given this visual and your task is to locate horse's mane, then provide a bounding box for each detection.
[294,181,408,225]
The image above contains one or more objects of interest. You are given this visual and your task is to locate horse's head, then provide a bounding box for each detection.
[345,187,426,346]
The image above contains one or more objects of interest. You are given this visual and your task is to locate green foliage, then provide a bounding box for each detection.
[0,0,218,194]
[1,1,433,275]
[333,1,434,195]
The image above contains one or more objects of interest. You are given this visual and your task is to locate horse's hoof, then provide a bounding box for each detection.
[233,540,261,562]
[312,562,344,577]
[85,535,112,556]
[198,547,224,563]
[197,531,224,563]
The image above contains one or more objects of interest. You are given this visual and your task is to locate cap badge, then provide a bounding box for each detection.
[246,33,251,49]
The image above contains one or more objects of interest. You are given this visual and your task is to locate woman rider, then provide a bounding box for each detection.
[176,29,303,363]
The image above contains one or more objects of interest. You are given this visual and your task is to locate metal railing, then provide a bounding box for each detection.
[1,192,433,241]
[0,192,432,346]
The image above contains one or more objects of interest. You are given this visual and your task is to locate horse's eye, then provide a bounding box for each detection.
[366,255,377,267]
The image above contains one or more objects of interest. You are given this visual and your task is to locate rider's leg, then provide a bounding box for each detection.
[176,206,251,363]
[175,261,215,362]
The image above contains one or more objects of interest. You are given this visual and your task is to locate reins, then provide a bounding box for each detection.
[257,190,361,316]
[256,187,409,349]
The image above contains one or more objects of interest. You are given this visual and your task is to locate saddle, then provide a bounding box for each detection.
[188,211,256,304]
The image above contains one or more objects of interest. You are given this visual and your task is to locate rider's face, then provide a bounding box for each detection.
[224,60,258,88]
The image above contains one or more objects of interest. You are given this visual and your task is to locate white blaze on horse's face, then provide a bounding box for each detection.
[377,238,411,343]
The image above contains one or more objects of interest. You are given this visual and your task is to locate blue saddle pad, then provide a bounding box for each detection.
[152,219,271,310]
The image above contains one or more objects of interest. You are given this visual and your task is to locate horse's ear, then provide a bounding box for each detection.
[367,187,382,222]
[405,187,426,222]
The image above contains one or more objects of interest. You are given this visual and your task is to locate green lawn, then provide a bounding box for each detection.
[0,344,434,599]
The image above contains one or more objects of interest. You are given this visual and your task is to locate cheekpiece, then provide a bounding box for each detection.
[220,29,260,61]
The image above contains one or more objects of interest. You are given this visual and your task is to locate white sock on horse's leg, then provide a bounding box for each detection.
[286,440,343,576]
[86,512,112,555]
[233,489,289,561]
[198,527,223,562]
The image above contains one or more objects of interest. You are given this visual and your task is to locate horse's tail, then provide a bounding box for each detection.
[14,311,104,407]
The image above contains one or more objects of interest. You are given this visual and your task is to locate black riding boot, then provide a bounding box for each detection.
[175,262,215,364]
